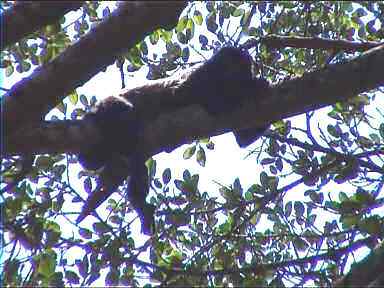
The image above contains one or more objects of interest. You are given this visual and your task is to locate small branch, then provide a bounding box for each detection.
[267,131,384,174]
[127,236,375,279]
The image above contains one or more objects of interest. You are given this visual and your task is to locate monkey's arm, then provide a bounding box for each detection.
[77,98,155,234]
[76,155,129,224]
[76,152,155,235]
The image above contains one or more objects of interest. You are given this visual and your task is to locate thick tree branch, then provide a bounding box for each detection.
[334,241,384,287]
[4,45,384,157]
[2,2,187,136]
[1,1,83,50]
[243,35,383,52]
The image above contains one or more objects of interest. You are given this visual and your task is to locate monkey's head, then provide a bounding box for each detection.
[210,46,253,79]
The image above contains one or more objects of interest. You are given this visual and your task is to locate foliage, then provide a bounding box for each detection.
[1,1,384,286]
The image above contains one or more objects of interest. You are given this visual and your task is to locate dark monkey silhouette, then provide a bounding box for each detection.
[77,47,269,234]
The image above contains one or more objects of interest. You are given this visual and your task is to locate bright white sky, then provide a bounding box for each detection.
[2,1,383,286]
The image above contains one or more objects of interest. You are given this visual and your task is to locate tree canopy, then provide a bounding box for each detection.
[1,1,384,286]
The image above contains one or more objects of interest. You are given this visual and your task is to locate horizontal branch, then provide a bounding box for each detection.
[4,45,384,157]
[2,2,187,136]
[1,1,82,49]
[129,236,374,279]
[243,35,383,52]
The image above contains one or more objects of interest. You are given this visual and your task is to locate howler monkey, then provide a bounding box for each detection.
[77,47,269,234]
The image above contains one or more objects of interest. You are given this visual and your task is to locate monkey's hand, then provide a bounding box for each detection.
[76,155,130,224]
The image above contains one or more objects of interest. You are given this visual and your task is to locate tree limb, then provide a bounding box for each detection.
[1,2,187,136]
[1,1,83,50]
[333,241,384,287]
[4,45,384,157]
[243,35,383,52]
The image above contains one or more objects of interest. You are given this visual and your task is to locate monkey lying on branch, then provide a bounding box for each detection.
[77,47,269,234]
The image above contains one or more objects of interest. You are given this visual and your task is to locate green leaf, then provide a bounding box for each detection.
[79,228,92,239]
[244,191,253,201]
[285,201,292,217]
[182,47,190,62]
[260,171,268,187]
[354,7,368,17]
[261,158,275,165]
[293,237,308,252]
[154,178,162,188]
[146,157,156,179]
[357,136,373,148]
[35,155,54,170]
[37,252,56,277]
[83,177,92,194]
[160,29,173,43]
[183,169,191,181]
[206,2,215,12]
[338,191,349,202]
[5,64,14,77]
[139,41,148,56]
[369,133,381,144]
[21,61,31,72]
[379,123,384,139]
[240,11,251,28]
[199,34,208,46]
[79,94,88,107]
[232,8,245,17]
[183,146,196,159]
[176,16,188,33]
[49,272,64,287]
[193,11,203,25]
[206,12,218,33]
[341,214,359,228]
[359,216,382,235]
[196,147,206,167]
[149,30,159,45]
[341,2,353,12]
[294,201,304,217]
[56,101,67,114]
[177,32,187,44]
[65,271,80,284]
[218,219,232,234]
[327,124,340,138]
[162,168,171,184]
[76,255,89,278]
[92,222,110,234]
[127,47,143,68]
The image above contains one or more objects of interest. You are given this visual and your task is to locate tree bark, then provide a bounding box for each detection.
[1,1,83,49]
[243,35,382,52]
[334,241,384,287]
[4,44,384,157]
[2,2,187,136]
